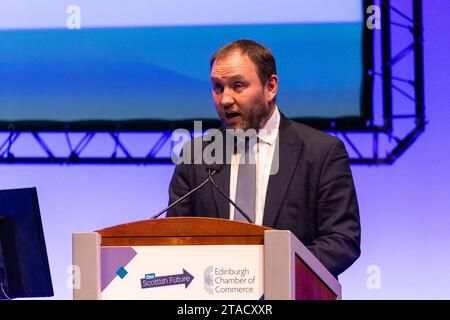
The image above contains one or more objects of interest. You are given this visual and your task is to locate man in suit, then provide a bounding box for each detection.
[167,39,360,278]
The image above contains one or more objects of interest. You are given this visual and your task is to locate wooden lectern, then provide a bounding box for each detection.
[73,217,341,300]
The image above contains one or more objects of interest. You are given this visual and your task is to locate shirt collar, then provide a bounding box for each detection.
[257,106,280,146]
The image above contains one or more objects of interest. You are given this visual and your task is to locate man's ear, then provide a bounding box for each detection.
[265,74,278,103]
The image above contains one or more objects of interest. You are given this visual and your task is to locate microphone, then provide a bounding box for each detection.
[150,168,218,219]
[206,165,254,224]
[150,161,254,224]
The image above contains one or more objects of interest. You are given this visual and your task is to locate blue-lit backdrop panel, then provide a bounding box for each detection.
[0,24,362,122]
[0,0,364,123]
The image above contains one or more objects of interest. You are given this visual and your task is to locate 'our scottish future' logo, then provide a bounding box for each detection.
[140,269,194,289]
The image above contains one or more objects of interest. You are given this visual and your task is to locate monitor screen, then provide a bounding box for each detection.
[0,0,372,131]
[0,187,53,299]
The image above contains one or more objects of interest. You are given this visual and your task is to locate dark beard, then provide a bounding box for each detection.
[242,97,272,130]
[218,95,272,130]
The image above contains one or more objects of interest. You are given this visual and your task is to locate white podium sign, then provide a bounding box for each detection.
[100,245,264,300]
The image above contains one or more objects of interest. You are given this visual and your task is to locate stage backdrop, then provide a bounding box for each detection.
[0,0,449,299]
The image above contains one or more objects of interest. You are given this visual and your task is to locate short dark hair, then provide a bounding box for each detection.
[210,39,277,85]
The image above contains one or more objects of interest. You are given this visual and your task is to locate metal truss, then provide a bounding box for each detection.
[330,0,426,165]
[0,131,175,164]
[0,0,425,165]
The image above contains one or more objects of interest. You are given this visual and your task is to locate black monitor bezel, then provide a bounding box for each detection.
[0,187,53,299]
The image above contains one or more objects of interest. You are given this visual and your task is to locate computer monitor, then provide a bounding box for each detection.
[0,187,53,299]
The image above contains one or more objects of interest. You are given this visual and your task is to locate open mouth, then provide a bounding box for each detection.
[225,112,241,119]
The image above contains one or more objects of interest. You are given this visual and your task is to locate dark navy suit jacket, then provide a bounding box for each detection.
[167,115,361,277]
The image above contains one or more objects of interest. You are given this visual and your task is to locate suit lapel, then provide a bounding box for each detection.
[263,116,303,228]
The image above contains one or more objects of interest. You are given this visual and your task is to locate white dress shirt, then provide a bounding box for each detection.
[229,107,280,225]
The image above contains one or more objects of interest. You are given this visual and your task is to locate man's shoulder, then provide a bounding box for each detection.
[282,117,350,177]
[283,117,340,148]
[175,128,226,165]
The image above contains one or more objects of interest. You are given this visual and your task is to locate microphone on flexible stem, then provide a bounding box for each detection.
[150,169,218,219]
[150,163,254,224]
[206,164,254,224]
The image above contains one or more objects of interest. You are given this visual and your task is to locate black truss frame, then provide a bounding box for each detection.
[0,0,425,165]
[334,0,426,164]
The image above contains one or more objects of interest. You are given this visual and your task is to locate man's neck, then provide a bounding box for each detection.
[257,104,276,132]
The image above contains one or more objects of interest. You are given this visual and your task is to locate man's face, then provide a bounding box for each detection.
[210,51,277,130]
